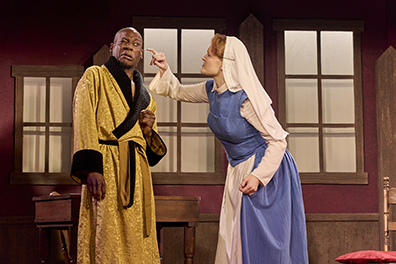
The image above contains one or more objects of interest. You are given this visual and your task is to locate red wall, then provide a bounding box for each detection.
[0,0,392,216]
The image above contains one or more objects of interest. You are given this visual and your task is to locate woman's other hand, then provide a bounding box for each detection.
[239,174,260,196]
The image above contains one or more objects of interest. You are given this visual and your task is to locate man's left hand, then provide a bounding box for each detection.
[139,110,155,144]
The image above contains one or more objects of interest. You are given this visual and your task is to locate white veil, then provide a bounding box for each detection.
[222,36,288,140]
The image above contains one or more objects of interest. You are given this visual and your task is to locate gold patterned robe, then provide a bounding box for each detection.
[71,57,166,264]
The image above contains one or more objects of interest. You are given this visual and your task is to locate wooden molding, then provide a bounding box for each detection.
[239,14,264,85]
[376,46,396,250]
[273,19,364,31]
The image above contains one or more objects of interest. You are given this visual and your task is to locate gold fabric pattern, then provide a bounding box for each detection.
[73,65,163,263]
[149,133,166,155]
[118,141,130,207]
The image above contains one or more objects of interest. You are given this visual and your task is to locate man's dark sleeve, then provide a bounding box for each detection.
[70,149,103,183]
[145,130,167,166]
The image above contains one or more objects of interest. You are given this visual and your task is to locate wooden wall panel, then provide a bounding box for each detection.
[0,216,38,264]
[162,214,219,264]
[0,216,65,264]
[0,213,380,264]
[161,213,380,264]
[306,213,379,264]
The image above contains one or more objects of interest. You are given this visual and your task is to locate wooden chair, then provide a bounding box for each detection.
[335,177,396,263]
[384,177,396,252]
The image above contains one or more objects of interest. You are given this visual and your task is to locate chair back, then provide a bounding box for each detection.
[384,177,396,251]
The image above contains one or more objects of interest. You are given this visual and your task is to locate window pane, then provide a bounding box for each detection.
[286,79,318,123]
[181,127,214,172]
[50,78,72,123]
[321,31,354,75]
[150,127,177,172]
[285,31,317,75]
[287,127,319,172]
[144,29,177,74]
[49,127,72,172]
[23,127,45,172]
[180,78,210,123]
[150,92,178,123]
[182,29,215,73]
[181,102,209,123]
[23,77,46,122]
[144,77,177,123]
[322,79,355,123]
[324,127,356,172]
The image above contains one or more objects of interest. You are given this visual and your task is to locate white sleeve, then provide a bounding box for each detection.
[241,99,287,186]
[149,67,209,103]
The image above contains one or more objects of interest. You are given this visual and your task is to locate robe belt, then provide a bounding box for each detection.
[99,139,153,237]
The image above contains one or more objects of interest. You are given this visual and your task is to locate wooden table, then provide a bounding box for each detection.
[33,193,200,264]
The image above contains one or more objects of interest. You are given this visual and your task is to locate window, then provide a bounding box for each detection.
[133,17,226,184]
[274,19,367,184]
[11,65,84,184]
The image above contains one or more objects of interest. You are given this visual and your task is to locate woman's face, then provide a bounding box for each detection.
[201,45,223,77]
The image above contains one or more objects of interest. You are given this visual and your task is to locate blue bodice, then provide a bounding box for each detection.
[206,80,267,167]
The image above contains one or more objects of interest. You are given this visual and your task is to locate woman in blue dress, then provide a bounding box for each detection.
[148,34,309,264]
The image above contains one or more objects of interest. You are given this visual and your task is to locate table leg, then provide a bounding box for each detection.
[39,228,51,264]
[184,225,195,264]
[58,230,70,264]
[68,225,78,264]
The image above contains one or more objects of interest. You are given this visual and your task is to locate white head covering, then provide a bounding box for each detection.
[222,36,288,140]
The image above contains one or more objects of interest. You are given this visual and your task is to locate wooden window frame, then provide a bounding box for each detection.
[273,19,368,184]
[11,65,84,185]
[133,16,227,185]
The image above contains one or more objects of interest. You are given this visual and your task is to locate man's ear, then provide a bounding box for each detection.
[109,43,114,54]
[140,49,143,59]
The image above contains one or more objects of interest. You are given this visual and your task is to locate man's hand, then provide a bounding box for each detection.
[87,172,106,200]
[139,110,155,145]
[239,174,260,196]
[147,48,168,76]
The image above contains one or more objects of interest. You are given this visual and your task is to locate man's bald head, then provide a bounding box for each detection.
[110,27,143,73]
[113,27,142,44]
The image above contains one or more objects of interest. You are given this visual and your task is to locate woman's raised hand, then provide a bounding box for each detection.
[147,48,169,75]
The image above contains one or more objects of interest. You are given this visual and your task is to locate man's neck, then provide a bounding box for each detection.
[123,68,136,98]
[123,68,136,80]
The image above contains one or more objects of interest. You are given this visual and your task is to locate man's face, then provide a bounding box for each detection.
[110,28,143,70]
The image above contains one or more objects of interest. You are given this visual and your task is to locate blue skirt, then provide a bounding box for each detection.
[241,149,309,264]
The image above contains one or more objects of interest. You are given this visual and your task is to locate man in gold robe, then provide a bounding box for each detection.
[70,27,166,263]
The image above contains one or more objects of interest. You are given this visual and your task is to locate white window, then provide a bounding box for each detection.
[11,66,83,184]
[274,20,367,184]
[133,17,226,184]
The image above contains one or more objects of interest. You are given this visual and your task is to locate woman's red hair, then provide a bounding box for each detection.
[210,33,227,59]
